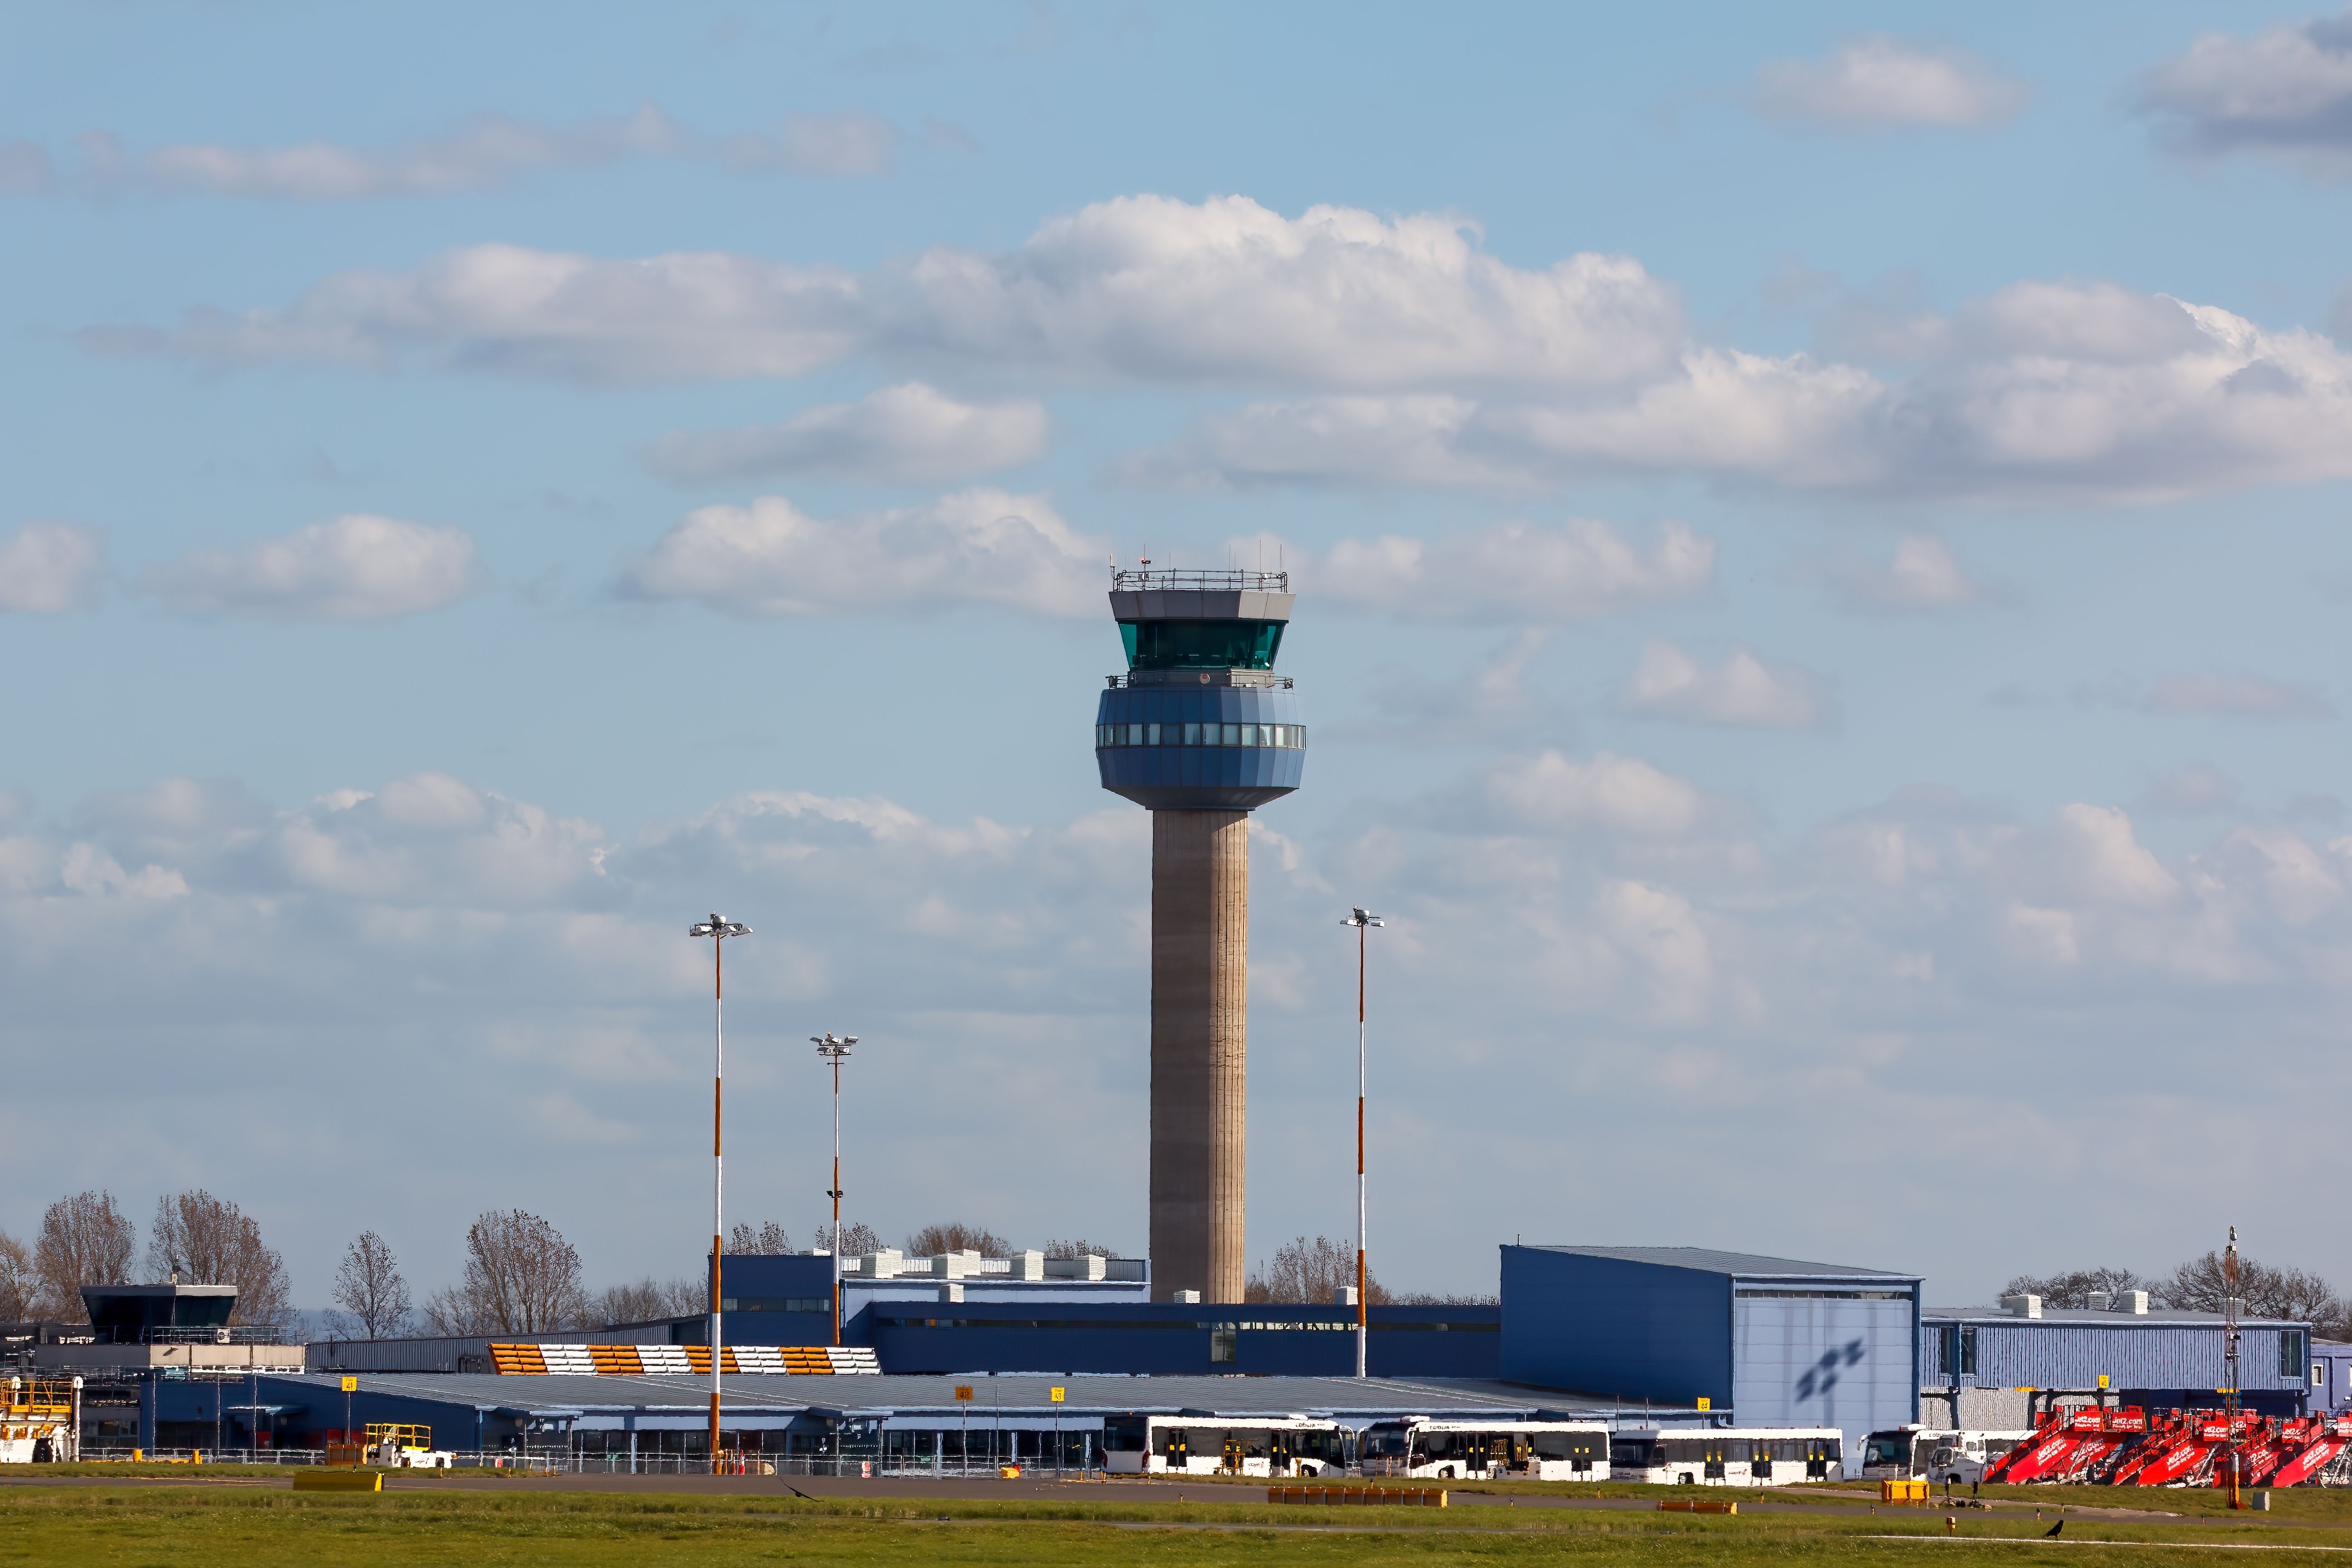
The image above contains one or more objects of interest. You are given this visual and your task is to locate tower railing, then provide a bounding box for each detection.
[1111,568,1288,592]
[1106,674,1293,689]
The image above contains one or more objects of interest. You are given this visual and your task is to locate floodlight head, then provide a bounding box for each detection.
[812,1031,857,1059]
[689,913,751,938]
[1343,907,1384,929]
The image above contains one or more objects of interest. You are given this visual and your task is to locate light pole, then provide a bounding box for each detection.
[690,912,751,1475]
[813,1032,859,1346]
[1343,906,1384,1379]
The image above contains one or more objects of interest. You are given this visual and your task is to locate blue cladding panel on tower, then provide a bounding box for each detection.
[1095,685,1304,809]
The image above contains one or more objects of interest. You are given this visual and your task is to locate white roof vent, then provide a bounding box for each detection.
[1999,1293,2042,1319]
[2111,1290,2149,1315]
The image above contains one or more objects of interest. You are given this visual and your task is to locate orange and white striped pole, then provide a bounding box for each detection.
[1343,907,1383,1379]
[690,914,750,1474]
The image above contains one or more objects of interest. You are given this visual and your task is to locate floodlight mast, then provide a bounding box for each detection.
[1343,906,1384,1378]
[2225,1225,2243,1510]
[688,913,750,1475]
[813,1033,859,1346]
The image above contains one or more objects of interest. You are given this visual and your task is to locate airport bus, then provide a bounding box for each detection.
[1358,1417,1612,1481]
[1612,1426,1843,1485]
[1099,1414,1342,1476]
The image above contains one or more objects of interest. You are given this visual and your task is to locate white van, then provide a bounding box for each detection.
[1861,1426,2030,1485]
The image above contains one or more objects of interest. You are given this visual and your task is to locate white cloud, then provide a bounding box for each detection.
[2144,673,2334,720]
[1827,534,1993,612]
[2140,765,2240,815]
[724,113,899,177]
[1310,517,1713,622]
[78,194,2352,503]
[1478,750,1712,838]
[8,104,915,201]
[1621,641,1835,731]
[86,195,1684,391]
[132,105,682,199]
[2142,12,2352,166]
[645,382,1050,483]
[1127,279,2352,503]
[0,523,105,612]
[1752,37,2029,129]
[81,243,869,384]
[618,487,1101,617]
[136,514,483,621]
[17,757,2352,1301]
[2048,804,2181,908]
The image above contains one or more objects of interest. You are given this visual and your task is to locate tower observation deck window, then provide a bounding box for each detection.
[1098,724,1306,749]
[1119,620,1285,671]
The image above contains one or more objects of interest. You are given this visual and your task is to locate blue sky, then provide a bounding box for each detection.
[7,0,2352,1312]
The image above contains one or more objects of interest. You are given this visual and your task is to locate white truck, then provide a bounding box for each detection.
[1860,1425,2030,1485]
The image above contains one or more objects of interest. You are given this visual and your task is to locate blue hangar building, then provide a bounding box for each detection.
[1500,1246,1923,1460]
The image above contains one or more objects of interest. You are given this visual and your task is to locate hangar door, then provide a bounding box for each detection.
[1732,1290,1914,1465]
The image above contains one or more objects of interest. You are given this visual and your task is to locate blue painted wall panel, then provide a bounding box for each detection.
[1499,1248,1733,1403]
[1733,1297,1915,1445]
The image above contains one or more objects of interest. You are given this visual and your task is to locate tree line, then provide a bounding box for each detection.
[1243,1233,1498,1306]
[0,1194,1130,1340]
[2004,1252,2352,1335]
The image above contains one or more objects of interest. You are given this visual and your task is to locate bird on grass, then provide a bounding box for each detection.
[2045,1519,2065,1538]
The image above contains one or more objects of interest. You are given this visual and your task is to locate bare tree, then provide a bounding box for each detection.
[594,1277,706,1326]
[2166,1251,2349,1332]
[1245,1235,1390,1305]
[0,1230,35,1322]
[1042,1239,1120,1260]
[425,1210,588,1336]
[725,1220,792,1254]
[147,1190,293,1334]
[2000,1266,2162,1310]
[815,1221,882,1258]
[33,1191,135,1322]
[421,1285,489,1337]
[905,1222,1011,1258]
[326,1232,413,1340]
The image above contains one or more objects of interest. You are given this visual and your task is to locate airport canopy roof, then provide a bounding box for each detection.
[272,1371,1704,1422]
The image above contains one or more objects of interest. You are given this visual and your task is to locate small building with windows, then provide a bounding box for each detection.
[1919,1298,2316,1428]
[2311,1341,2352,1412]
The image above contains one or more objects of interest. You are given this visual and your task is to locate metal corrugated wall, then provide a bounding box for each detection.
[1920,1321,2308,1392]
[1498,1248,1733,1403]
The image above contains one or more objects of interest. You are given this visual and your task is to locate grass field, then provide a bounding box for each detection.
[8,1480,2352,1567]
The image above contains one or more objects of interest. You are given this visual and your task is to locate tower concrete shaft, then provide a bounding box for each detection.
[1094,567,1302,1308]
[1149,808,1250,1303]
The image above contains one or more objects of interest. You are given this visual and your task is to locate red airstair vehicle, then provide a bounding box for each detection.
[2263,1416,2352,1489]
[1984,1408,2133,1485]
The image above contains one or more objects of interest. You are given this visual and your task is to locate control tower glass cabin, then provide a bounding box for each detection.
[1094,568,1303,1303]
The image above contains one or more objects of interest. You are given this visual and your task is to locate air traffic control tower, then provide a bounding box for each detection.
[1094,568,1304,1303]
